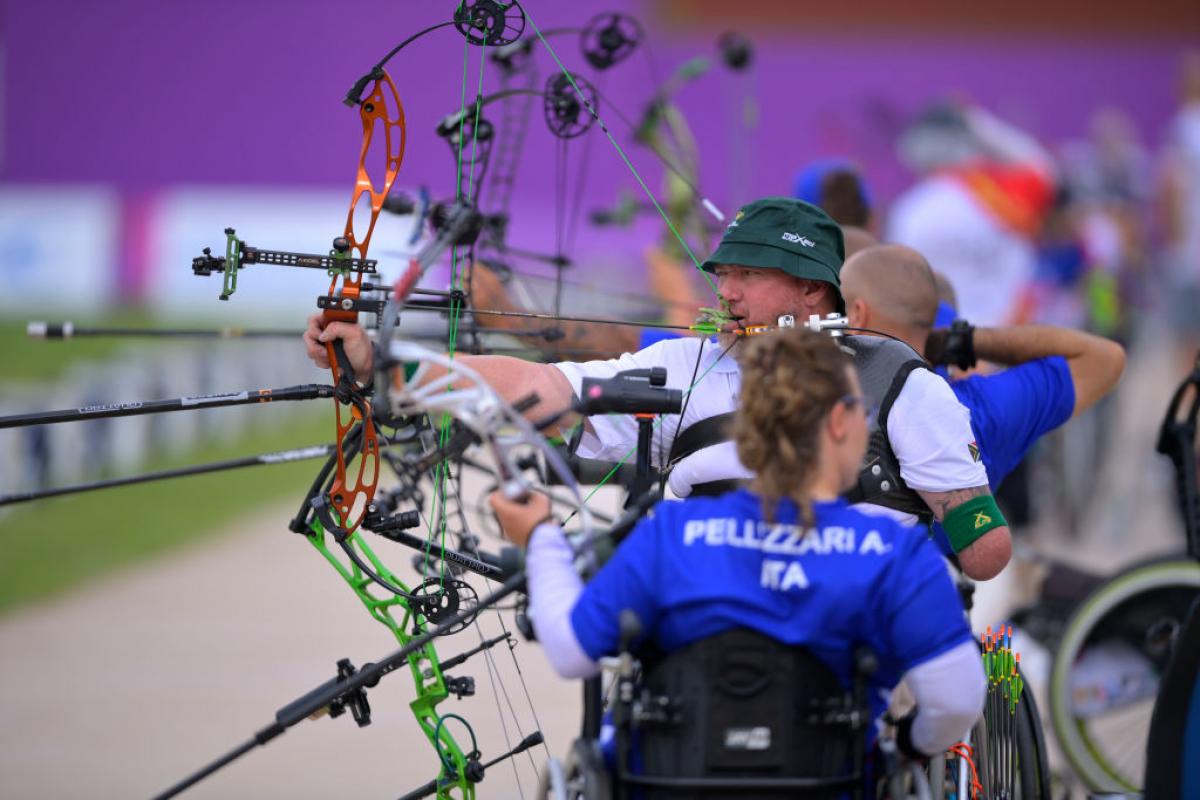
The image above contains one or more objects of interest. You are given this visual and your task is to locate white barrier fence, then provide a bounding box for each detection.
[0,338,327,513]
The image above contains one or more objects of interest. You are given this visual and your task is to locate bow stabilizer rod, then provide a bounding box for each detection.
[0,384,334,429]
[27,321,302,340]
[0,432,419,507]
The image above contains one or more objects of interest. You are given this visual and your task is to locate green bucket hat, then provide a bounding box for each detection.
[701,197,846,311]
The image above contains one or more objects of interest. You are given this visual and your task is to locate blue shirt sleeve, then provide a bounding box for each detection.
[873,523,973,673]
[570,509,665,660]
[638,329,683,350]
[952,356,1075,488]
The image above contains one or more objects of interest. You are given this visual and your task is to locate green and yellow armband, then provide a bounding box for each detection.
[943,494,1007,553]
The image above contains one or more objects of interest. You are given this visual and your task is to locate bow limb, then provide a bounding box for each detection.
[324,69,406,536]
[304,516,478,799]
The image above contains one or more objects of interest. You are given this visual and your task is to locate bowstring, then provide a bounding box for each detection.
[523,6,742,528]
[442,465,553,790]
[429,35,481,587]
[434,465,530,796]
[443,30,549,795]
[403,7,746,788]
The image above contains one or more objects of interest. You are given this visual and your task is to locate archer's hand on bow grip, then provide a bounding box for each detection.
[328,339,361,404]
[305,314,375,375]
[488,490,552,549]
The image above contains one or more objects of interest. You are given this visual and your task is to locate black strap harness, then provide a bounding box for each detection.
[662,336,934,520]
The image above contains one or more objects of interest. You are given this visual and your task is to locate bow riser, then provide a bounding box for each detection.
[325,70,408,535]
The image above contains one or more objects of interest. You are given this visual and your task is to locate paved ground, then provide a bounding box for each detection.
[0,331,1188,799]
[0,493,595,800]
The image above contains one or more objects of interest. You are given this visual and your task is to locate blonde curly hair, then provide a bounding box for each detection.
[733,329,854,526]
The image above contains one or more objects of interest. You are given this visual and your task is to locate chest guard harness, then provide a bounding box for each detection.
[666,335,932,522]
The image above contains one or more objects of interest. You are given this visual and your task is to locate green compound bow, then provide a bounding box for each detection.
[286,339,595,800]
[177,3,614,796]
[173,2,754,796]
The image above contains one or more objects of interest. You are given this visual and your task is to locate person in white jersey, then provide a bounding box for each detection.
[304,197,1011,580]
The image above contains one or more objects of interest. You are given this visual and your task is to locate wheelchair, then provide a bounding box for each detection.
[536,600,1052,800]
[538,618,881,799]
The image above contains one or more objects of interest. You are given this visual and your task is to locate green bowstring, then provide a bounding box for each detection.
[517,5,756,529]
[524,11,723,301]
[427,36,488,585]
[564,336,741,521]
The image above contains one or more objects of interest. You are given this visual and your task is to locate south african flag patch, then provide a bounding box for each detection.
[968,441,981,462]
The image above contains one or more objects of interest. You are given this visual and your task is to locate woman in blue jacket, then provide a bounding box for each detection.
[490,329,985,765]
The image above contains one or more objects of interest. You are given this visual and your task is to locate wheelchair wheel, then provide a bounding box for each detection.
[940,666,1050,800]
[1048,559,1200,793]
[537,738,611,799]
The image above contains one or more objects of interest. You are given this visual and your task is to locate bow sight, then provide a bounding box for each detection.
[192,229,379,302]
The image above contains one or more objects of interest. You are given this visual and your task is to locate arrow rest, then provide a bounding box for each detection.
[323,658,373,728]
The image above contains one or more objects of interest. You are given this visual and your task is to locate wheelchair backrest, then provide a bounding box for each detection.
[635,627,871,795]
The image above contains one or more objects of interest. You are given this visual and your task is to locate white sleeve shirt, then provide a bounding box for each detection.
[554,337,986,506]
[552,337,743,488]
[887,368,988,493]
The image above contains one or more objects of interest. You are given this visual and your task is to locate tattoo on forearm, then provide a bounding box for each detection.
[922,485,989,521]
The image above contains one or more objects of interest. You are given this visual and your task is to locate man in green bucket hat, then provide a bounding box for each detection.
[306,197,1012,581]
[701,195,847,319]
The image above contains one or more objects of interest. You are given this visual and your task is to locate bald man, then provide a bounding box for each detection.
[842,244,939,349]
[842,244,1125,498]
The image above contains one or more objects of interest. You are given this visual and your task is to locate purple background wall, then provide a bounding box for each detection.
[2,1,1196,301]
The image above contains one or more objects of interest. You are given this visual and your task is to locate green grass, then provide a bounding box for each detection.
[0,410,335,614]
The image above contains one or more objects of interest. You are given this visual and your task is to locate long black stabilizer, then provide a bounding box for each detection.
[26,321,301,339]
[0,432,416,507]
[0,443,336,506]
[0,384,334,429]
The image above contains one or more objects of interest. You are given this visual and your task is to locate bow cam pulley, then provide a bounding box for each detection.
[454,0,526,47]
[718,31,753,71]
[581,13,643,71]
[544,73,598,139]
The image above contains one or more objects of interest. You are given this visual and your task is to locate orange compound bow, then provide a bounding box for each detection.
[191,68,407,538]
[319,70,407,537]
